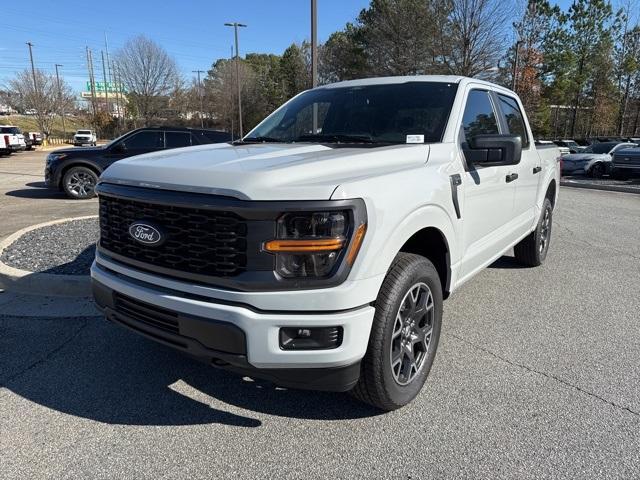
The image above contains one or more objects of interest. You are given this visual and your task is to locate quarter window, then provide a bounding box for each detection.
[461,90,499,141]
[497,94,528,146]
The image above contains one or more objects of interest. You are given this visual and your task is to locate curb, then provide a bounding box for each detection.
[0,216,98,297]
[560,179,640,195]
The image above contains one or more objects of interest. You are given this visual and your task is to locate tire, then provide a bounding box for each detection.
[351,253,443,411]
[590,162,604,178]
[514,198,553,267]
[62,166,98,199]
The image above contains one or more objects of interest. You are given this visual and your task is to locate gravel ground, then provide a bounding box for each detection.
[0,218,98,275]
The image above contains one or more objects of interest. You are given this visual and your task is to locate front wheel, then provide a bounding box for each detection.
[351,253,443,411]
[590,162,605,178]
[62,166,98,199]
[514,198,553,267]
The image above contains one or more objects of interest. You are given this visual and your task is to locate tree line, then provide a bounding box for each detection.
[4,0,640,140]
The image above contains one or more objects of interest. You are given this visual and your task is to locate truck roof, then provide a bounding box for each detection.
[321,75,517,96]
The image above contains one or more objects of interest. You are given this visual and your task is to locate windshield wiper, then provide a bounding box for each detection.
[294,133,377,144]
[235,136,285,144]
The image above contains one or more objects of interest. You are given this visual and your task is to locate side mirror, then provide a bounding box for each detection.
[464,134,522,166]
[111,142,126,153]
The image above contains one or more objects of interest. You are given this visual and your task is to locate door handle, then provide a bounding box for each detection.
[505,173,519,183]
[533,166,542,174]
[449,174,462,219]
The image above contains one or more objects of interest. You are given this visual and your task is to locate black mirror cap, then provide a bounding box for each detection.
[467,134,522,166]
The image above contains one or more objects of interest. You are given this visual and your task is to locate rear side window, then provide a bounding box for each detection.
[123,131,164,150]
[497,94,528,147]
[461,90,499,141]
[165,131,192,149]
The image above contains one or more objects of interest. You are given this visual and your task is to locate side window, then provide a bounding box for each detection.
[461,90,499,141]
[123,131,164,150]
[165,132,192,149]
[497,94,528,147]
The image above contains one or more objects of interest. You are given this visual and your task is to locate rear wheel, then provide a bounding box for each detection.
[62,166,98,199]
[351,253,442,411]
[514,198,553,267]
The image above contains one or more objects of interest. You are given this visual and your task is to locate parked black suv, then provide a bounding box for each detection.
[45,127,231,199]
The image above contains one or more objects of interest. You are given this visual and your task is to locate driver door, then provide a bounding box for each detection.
[104,130,164,167]
[459,89,517,278]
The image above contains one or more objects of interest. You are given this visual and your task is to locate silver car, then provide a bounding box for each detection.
[561,142,637,177]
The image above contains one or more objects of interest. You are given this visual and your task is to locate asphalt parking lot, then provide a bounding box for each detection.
[0,149,97,242]
[1,152,639,479]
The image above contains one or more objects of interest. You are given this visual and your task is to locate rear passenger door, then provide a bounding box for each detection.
[495,93,539,234]
[459,89,517,278]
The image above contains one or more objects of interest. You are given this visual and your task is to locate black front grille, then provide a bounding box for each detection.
[99,194,248,277]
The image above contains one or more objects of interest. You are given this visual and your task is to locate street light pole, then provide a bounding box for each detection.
[192,70,206,128]
[54,64,67,139]
[224,22,247,138]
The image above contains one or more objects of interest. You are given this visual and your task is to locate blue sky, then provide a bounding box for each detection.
[0,0,579,93]
[1,0,369,92]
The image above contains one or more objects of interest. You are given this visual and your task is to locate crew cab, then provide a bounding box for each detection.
[91,76,560,410]
[73,129,97,146]
[46,127,232,199]
[0,125,26,151]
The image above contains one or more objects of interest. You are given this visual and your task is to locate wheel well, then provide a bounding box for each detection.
[59,162,101,188]
[545,179,556,208]
[399,227,450,298]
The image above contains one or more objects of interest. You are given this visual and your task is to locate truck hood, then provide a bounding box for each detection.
[100,142,429,200]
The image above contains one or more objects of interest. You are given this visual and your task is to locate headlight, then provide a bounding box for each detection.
[263,210,366,279]
[47,153,67,164]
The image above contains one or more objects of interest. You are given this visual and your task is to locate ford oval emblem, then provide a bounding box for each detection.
[128,221,164,246]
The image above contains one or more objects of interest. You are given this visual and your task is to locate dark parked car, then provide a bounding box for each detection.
[45,127,231,199]
[612,147,640,178]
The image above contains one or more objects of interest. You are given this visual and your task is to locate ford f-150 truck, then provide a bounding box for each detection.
[92,76,560,410]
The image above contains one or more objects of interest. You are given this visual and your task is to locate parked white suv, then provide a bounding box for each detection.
[91,76,560,410]
[73,129,96,146]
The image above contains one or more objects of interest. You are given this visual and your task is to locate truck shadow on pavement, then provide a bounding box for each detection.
[5,182,87,200]
[1,313,381,427]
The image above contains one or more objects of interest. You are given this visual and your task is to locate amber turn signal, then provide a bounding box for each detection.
[346,223,367,265]
[264,237,345,253]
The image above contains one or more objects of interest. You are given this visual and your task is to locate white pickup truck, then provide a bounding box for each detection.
[92,76,560,410]
[73,129,97,146]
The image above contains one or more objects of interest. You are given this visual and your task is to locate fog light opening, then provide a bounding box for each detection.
[279,326,343,350]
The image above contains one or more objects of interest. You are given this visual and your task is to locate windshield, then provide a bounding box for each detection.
[0,127,20,134]
[245,82,459,145]
[77,130,91,135]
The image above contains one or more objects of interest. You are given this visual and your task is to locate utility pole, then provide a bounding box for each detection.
[224,22,247,137]
[26,42,39,102]
[311,0,318,88]
[192,70,206,128]
[54,64,67,139]
[112,61,122,134]
[86,47,98,130]
[104,32,112,84]
[101,50,109,115]
[311,0,318,133]
[511,40,520,92]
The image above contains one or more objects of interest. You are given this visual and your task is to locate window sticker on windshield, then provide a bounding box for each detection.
[406,134,425,144]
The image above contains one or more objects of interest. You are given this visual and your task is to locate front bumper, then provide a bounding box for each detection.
[91,261,375,391]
